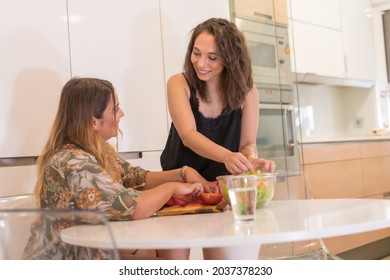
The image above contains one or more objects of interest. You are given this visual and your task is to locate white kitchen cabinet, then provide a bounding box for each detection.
[341,0,376,81]
[160,0,231,81]
[159,0,230,126]
[288,0,342,29]
[0,0,233,197]
[128,151,163,171]
[233,0,274,21]
[233,0,288,25]
[0,166,36,197]
[274,0,289,25]
[288,0,376,84]
[0,0,70,157]
[289,20,345,78]
[288,0,345,79]
[67,0,168,153]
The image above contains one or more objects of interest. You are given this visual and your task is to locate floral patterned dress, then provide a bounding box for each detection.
[23,144,148,259]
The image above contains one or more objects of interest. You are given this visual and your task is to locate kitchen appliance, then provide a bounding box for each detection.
[235,16,292,86]
[235,15,300,171]
[256,85,300,171]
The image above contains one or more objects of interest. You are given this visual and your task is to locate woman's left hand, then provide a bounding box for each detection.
[249,157,276,172]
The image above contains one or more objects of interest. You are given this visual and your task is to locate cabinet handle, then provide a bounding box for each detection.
[0,157,38,167]
[253,12,273,21]
[0,152,143,167]
[344,55,347,74]
[118,152,142,160]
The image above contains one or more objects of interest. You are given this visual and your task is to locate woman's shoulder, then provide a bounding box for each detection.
[167,73,192,99]
[52,144,94,164]
[168,73,186,85]
[57,143,87,154]
[245,84,259,101]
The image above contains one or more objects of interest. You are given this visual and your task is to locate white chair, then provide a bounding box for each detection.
[0,194,36,259]
[259,170,342,260]
[0,208,121,260]
[0,193,36,209]
[0,194,120,260]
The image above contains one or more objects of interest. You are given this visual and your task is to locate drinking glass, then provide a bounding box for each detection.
[227,175,257,222]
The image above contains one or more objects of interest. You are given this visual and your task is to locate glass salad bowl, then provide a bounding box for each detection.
[216,172,277,208]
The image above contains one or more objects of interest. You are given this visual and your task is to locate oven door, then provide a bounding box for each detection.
[257,103,300,170]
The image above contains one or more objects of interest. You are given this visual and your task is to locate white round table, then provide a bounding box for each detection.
[61,199,390,259]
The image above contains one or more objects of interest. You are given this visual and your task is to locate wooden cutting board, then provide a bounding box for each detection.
[156,201,227,216]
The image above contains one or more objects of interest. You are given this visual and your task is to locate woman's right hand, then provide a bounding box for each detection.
[223,151,254,175]
[132,182,204,219]
[174,182,204,197]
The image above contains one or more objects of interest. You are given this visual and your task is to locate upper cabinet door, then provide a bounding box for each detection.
[159,0,230,125]
[0,0,70,157]
[288,0,345,78]
[233,0,288,25]
[68,0,167,152]
[233,0,274,21]
[289,0,342,29]
[341,0,376,81]
[160,0,231,81]
[289,20,345,78]
[288,0,375,82]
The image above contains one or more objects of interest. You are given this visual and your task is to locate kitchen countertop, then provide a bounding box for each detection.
[300,135,390,144]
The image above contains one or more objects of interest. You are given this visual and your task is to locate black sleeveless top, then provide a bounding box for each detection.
[160,76,242,181]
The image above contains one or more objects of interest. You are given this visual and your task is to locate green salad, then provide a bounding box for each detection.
[247,170,275,208]
[217,171,276,208]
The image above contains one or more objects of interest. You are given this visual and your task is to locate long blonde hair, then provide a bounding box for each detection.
[34,77,122,207]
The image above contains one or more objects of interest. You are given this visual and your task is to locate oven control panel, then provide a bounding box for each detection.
[257,84,294,104]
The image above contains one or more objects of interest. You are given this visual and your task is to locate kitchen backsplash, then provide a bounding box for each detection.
[296,84,378,141]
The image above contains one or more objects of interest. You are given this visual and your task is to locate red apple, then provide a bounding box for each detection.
[166,194,193,206]
[200,193,223,205]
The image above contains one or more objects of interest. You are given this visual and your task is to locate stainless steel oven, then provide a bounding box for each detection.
[235,15,300,171]
[256,85,300,171]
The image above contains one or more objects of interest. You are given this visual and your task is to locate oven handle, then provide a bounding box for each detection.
[283,107,295,150]
[259,103,295,150]
[259,103,292,110]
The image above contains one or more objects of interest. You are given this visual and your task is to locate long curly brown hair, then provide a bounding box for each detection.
[183,18,253,114]
[34,77,122,207]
